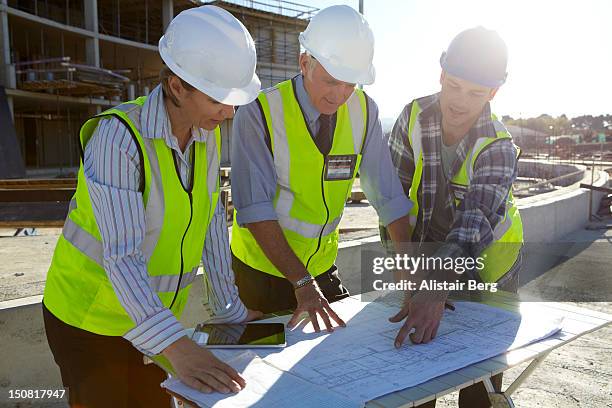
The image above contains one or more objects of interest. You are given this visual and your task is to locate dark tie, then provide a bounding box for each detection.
[315,114,333,155]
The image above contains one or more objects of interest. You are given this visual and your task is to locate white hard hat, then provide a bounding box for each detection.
[299,5,375,85]
[158,5,260,105]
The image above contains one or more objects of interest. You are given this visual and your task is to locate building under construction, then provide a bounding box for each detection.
[0,0,315,178]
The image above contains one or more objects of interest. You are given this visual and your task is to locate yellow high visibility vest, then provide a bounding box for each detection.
[44,97,220,335]
[231,78,368,277]
[405,99,523,282]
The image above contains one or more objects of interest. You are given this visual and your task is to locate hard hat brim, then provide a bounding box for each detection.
[324,60,376,86]
[159,44,261,106]
[439,51,507,88]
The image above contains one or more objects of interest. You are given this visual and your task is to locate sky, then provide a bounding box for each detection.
[297,0,612,121]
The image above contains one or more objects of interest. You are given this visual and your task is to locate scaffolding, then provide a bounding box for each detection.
[1,0,315,173]
[214,0,318,18]
[8,0,86,28]
[97,0,165,45]
[198,0,315,87]
[16,57,129,97]
[8,0,314,99]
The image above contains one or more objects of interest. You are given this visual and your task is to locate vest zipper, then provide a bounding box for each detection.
[170,191,193,309]
[289,78,331,270]
[305,162,330,269]
[169,146,196,310]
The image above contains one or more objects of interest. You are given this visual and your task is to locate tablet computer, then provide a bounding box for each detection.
[191,323,286,348]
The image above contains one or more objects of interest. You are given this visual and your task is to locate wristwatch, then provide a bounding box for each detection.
[293,274,314,290]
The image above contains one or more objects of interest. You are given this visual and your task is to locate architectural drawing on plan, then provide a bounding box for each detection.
[174,296,562,406]
[257,297,562,404]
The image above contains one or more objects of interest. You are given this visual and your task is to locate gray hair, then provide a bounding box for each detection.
[302,53,318,80]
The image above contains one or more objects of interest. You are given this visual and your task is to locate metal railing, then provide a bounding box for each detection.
[513,170,587,194]
[211,0,318,19]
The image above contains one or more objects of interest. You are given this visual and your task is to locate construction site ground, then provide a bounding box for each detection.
[0,201,610,407]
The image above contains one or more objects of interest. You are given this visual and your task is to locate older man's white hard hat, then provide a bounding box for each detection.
[299,5,376,85]
[158,5,261,105]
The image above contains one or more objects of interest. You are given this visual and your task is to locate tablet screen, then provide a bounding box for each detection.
[193,323,286,348]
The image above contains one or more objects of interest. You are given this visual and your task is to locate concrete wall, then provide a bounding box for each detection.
[0,296,64,399]
[518,159,586,187]
[518,169,609,242]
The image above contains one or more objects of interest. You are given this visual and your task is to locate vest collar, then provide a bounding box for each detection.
[294,74,322,128]
[139,85,212,146]
[417,93,496,180]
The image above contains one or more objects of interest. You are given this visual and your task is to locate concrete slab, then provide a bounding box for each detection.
[0,232,59,302]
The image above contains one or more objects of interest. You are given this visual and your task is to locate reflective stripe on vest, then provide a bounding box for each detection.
[266,85,365,232]
[277,213,343,239]
[44,96,221,336]
[61,100,220,283]
[405,100,523,282]
[406,102,424,234]
[231,78,367,277]
[61,205,200,292]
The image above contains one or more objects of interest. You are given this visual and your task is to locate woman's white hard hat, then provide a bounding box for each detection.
[158,5,261,105]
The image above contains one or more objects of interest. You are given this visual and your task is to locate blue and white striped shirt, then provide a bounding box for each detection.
[83,85,247,356]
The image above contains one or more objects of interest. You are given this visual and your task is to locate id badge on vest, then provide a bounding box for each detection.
[324,154,357,181]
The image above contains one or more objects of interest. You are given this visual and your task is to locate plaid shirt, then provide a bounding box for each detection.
[388,93,520,268]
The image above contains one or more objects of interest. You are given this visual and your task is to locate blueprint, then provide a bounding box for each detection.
[165,297,562,406]
[162,351,359,408]
[256,297,563,404]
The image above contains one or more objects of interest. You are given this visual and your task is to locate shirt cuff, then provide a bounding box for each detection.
[205,297,248,324]
[434,242,469,259]
[428,242,470,283]
[235,202,278,226]
[123,308,187,356]
[377,195,412,227]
